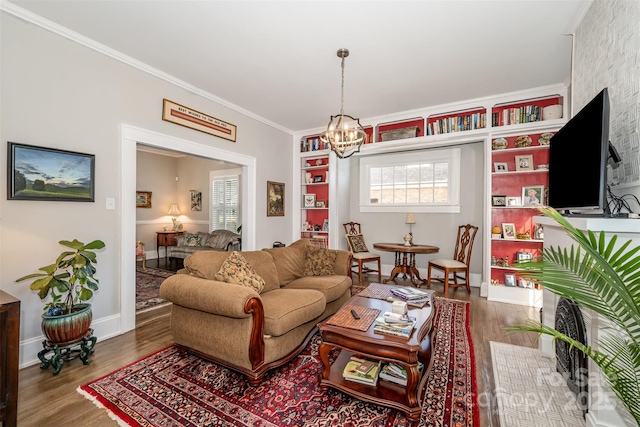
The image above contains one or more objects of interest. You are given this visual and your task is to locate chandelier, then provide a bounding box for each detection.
[320,48,366,159]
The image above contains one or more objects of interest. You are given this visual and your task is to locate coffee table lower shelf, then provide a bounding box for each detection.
[319,335,432,423]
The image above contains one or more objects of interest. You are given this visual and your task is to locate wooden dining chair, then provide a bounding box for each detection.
[343,222,381,284]
[426,224,478,293]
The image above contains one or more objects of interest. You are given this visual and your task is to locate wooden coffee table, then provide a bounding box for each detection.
[317,294,435,423]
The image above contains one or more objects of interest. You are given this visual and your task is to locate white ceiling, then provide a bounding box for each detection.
[9,0,591,134]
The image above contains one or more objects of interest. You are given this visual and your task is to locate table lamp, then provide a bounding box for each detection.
[405,213,416,246]
[167,204,181,230]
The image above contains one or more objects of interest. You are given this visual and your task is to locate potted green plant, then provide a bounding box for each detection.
[508,207,640,425]
[16,238,105,345]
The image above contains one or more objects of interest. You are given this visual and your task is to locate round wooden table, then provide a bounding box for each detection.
[373,243,439,287]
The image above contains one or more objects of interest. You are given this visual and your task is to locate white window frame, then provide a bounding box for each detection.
[359,148,461,213]
[210,168,241,232]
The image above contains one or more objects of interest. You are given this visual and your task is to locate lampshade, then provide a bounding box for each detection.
[405,213,416,225]
[319,48,366,159]
[167,204,180,216]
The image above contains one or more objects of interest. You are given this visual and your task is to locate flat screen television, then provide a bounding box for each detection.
[548,88,611,215]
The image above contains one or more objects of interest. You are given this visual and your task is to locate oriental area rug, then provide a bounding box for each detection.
[136,266,174,312]
[79,297,478,427]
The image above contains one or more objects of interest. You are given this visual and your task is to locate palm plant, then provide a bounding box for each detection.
[507,207,640,425]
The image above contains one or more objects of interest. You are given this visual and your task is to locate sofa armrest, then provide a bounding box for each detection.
[333,249,352,277]
[160,274,260,319]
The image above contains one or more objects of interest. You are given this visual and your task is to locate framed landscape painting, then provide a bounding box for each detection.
[7,142,95,202]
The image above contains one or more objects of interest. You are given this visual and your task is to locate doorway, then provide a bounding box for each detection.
[121,125,257,333]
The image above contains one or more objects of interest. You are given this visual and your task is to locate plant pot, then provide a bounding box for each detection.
[41,303,92,346]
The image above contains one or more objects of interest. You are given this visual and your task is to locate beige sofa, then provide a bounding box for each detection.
[160,239,352,385]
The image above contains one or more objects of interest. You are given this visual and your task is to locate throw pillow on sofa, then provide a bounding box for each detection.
[214,251,266,293]
[303,246,337,276]
[184,233,203,247]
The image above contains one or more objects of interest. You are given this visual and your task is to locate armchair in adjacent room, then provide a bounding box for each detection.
[426,224,478,293]
[343,222,381,284]
[136,240,146,270]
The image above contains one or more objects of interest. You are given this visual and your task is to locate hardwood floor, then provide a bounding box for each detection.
[16,267,540,426]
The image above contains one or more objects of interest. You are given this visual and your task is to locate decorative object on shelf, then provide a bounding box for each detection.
[8,142,96,202]
[491,225,502,235]
[190,190,202,211]
[380,126,420,142]
[492,195,506,207]
[162,99,237,142]
[313,175,323,183]
[303,194,316,208]
[494,162,508,173]
[506,196,521,206]
[522,185,544,206]
[515,154,534,171]
[515,251,533,262]
[514,135,532,148]
[536,164,549,170]
[136,191,152,208]
[492,137,508,150]
[490,279,500,286]
[491,256,497,265]
[304,162,311,167]
[315,200,326,208]
[316,159,323,166]
[504,273,516,287]
[542,104,563,120]
[516,231,531,240]
[319,48,365,159]
[322,219,329,232]
[302,221,310,231]
[267,181,285,216]
[533,223,544,240]
[167,203,181,230]
[305,172,313,183]
[538,132,553,145]
[405,213,416,244]
[501,223,516,239]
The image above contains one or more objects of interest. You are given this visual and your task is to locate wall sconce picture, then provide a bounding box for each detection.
[136,191,152,208]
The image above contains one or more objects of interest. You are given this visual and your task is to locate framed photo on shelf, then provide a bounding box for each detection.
[313,175,323,183]
[494,162,508,173]
[522,185,544,206]
[315,200,326,208]
[492,195,506,207]
[533,223,544,240]
[515,154,534,171]
[502,223,516,239]
[506,196,521,206]
[504,273,516,287]
[517,278,534,289]
[303,193,316,208]
[322,219,329,231]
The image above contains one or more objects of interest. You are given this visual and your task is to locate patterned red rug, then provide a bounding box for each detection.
[79,298,478,426]
[136,266,174,312]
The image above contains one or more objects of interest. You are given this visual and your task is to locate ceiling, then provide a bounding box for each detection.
[9,0,591,134]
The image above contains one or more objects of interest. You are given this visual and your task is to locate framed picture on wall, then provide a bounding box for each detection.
[267,181,285,216]
[190,190,202,211]
[8,142,95,202]
[136,191,152,208]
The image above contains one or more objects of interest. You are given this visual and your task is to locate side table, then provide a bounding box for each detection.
[0,290,20,427]
[156,230,183,261]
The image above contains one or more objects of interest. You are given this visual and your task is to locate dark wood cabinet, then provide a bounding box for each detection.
[156,231,183,260]
[0,290,20,427]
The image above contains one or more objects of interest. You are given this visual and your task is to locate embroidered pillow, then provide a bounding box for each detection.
[214,251,265,293]
[184,233,203,247]
[347,234,369,253]
[204,234,221,248]
[303,245,337,276]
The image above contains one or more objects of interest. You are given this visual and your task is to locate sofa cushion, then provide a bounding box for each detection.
[214,251,265,293]
[260,289,326,337]
[283,275,352,303]
[304,246,337,276]
[184,250,281,293]
[262,238,309,285]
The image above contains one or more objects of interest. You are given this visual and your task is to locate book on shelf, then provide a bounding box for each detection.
[373,315,416,338]
[342,356,381,386]
[390,286,432,301]
[379,362,424,386]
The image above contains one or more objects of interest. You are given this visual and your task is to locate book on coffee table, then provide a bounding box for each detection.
[342,356,381,386]
[373,316,416,338]
[390,287,431,300]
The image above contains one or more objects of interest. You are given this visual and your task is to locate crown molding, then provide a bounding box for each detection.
[0,0,293,136]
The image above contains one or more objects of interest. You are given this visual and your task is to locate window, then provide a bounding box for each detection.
[359,148,460,213]
[210,170,240,231]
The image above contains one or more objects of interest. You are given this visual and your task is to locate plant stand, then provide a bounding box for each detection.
[37,329,97,375]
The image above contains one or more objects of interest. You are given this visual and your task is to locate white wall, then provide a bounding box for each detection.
[573,0,640,202]
[0,12,292,366]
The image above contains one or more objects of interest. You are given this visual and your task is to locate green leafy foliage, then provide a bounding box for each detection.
[507,207,640,425]
[16,239,105,314]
